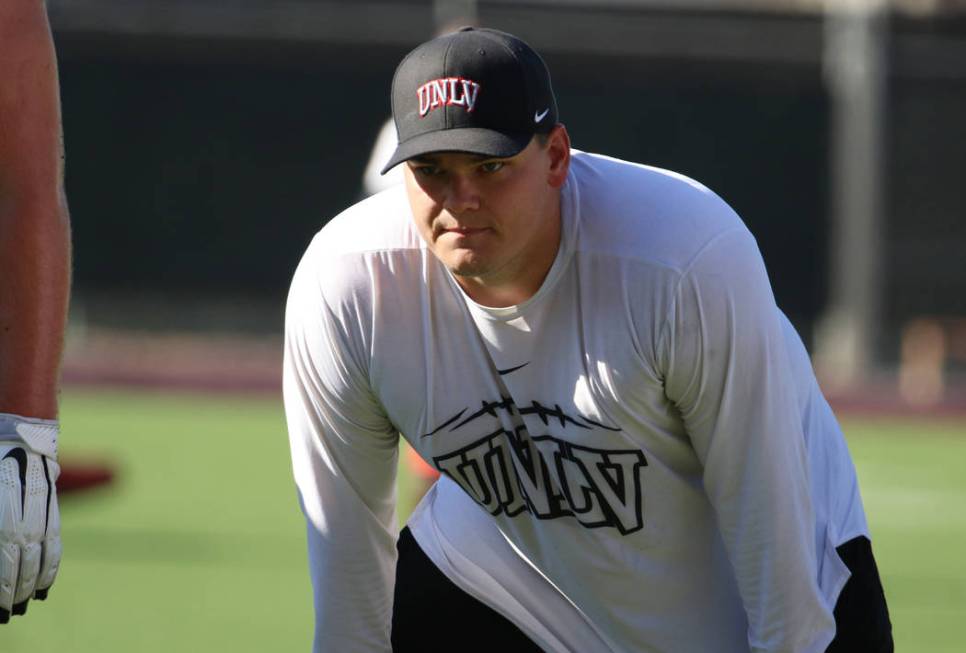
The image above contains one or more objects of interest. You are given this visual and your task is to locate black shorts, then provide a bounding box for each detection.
[391,528,893,652]
[826,536,894,653]
[391,527,542,652]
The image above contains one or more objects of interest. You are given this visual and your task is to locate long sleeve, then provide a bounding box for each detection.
[283,238,400,652]
[661,228,835,653]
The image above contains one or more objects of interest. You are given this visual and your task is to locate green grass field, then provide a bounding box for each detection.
[4,389,964,651]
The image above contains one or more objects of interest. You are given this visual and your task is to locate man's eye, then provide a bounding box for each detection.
[414,165,442,177]
[480,161,505,173]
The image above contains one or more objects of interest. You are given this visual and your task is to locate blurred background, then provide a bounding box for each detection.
[7,0,965,651]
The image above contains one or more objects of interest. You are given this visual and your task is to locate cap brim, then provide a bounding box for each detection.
[380,127,533,175]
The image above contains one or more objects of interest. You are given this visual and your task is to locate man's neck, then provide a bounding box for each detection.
[456,202,562,309]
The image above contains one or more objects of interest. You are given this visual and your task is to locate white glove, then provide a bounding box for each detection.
[0,413,61,623]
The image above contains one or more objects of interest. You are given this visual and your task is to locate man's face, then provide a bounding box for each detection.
[403,125,571,305]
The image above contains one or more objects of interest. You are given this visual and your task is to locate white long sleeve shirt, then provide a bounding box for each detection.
[283,151,864,652]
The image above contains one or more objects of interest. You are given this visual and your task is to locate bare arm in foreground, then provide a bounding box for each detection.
[0,0,71,419]
[0,0,70,623]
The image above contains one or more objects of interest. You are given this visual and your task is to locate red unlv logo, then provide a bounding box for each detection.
[417,77,481,117]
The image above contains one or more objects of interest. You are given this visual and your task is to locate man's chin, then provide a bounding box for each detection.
[446,257,493,281]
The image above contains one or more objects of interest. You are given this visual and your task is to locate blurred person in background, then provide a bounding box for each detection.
[362,118,404,199]
[0,0,69,623]
[286,27,891,652]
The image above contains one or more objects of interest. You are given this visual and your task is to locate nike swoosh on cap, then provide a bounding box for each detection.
[534,108,550,123]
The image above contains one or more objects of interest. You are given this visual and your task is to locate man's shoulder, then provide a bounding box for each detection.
[311,185,422,259]
[570,151,749,272]
[292,186,423,304]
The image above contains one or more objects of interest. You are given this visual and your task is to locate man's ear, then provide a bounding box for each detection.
[546,124,571,189]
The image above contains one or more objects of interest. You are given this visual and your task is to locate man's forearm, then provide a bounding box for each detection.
[0,200,71,419]
[0,1,71,419]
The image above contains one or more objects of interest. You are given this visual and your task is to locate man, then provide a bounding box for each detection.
[284,27,891,652]
[0,0,69,624]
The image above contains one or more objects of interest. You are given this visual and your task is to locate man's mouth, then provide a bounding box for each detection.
[440,226,490,238]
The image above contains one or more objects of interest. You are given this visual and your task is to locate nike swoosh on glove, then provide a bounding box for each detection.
[0,413,61,624]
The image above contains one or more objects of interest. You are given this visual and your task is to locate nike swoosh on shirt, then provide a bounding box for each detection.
[534,108,550,123]
[497,362,530,376]
[3,448,28,517]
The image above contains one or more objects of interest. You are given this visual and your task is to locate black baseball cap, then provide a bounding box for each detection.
[381,27,558,174]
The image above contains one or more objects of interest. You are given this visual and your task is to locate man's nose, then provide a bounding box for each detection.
[442,174,481,214]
